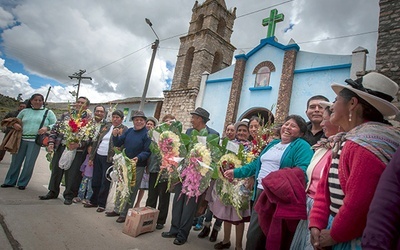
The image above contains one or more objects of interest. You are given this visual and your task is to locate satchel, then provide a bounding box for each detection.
[35,109,50,147]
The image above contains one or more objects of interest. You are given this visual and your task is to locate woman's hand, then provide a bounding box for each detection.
[319,229,336,248]
[310,227,322,249]
[13,123,22,131]
[38,126,48,135]
[224,169,234,181]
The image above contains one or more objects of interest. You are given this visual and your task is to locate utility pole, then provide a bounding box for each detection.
[68,70,92,102]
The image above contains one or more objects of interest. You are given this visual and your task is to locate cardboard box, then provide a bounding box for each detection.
[122,206,160,237]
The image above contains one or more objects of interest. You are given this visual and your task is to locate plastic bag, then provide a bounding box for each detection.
[59,149,76,170]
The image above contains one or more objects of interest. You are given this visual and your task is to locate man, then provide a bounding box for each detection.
[303,95,329,146]
[85,110,128,212]
[92,105,106,142]
[162,107,219,246]
[0,102,27,162]
[39,97,92,205]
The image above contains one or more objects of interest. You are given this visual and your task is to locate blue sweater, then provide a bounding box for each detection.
[234,137,313,200]
[17,108,57,139]
[113,127,151,167]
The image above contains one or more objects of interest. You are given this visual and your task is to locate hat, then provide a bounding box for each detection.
[234,121,248,131]
[131,110,147,120]
[190,107,210,122]
[146,116,158,126]
[331,72,399,117]
[112,110,124,119]
[319,101,333,110]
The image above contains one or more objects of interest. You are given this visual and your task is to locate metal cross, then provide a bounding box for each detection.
[262,9,285,38]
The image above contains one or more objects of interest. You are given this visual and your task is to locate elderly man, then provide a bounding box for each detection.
[84,110,128,212]
[39,97,92,205]
[162,107,219,246]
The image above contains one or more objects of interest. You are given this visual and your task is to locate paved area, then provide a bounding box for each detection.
[0,135,248,249]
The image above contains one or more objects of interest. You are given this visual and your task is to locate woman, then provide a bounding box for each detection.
[248,116,262,141]
[224,123,236,140]
[111,110,151,223]
[225,115,314,249]
[211,121,251,250]
[309,72,400,249]
[1,93,56,189]
[290,101,344,250]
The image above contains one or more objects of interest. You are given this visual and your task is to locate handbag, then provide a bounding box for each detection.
[35,109,50,147]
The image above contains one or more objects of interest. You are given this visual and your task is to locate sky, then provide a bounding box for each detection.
[0,0,380,103]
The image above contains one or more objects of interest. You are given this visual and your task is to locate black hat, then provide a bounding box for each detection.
[112,110,124,119]
[131,110,147,120]
[190,107,210,122]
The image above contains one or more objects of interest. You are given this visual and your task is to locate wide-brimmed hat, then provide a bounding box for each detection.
[131,110,147,120]
[190,107,210,121]
[331,72,399,117]
[146,116,158,126]
[319,101,333,110]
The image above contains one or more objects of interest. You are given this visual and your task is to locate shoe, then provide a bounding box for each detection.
[96,207,105,213]
[17,186,26,190]
[105,211,120,217]
[198,226,210,238]
[83,203,97,208]
[193,223,203,231]
[173,238,185,245]
[209,229,218,242]
[64,199,72,205]
[82,199,89,205]
[161,232,177,238]
[156,224,164,230]
[39,192,57,200]
[214,241,231,249]
[116,216,126,223]
[72,197,81,203]
[1,184,14,188]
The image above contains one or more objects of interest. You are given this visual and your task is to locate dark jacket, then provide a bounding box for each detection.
[89,122,128,163]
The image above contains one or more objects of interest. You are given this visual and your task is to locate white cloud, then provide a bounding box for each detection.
[0,0,380,103]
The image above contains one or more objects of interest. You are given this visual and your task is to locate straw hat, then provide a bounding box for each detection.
[331,72,399,117]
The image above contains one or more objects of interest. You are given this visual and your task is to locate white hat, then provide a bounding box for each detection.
[331,72,399,117]
[319,101,333,110]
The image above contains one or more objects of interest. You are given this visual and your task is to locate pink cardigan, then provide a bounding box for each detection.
[309,141,386,242]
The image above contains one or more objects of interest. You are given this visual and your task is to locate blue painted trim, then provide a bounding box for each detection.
[235,54,247,60]
[206,78,233,84]
[294,63,351,73]
[249,86,272,91]
[243,37,300,59]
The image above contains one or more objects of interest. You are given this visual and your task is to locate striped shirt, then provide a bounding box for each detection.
[328,141,346,215]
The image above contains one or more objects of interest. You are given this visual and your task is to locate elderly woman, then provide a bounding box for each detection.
[1,93,56,190]
[309,72,400,249]
[111,110,151,223]
[225,114,314,249]
[290,101,344,250]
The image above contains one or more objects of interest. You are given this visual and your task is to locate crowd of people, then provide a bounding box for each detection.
[0,71,400,249]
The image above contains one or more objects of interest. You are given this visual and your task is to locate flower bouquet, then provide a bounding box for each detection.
[112,148,136,212]
[250,116,275,157]
[180,143,212,202]
[215,153,251,218]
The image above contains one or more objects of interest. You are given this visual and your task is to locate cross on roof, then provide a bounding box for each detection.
[262,9,284,38]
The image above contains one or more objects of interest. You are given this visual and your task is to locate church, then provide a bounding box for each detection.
[160,0,369,133]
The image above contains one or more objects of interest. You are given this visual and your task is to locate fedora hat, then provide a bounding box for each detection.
[190,107,210,122]
[331,72,399,117]
[146,116,158,126]
[131,110,147,120]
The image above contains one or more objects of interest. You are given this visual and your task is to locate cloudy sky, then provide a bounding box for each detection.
[0,0,379,103]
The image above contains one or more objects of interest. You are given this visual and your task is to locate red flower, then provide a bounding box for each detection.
[68,119,79,133]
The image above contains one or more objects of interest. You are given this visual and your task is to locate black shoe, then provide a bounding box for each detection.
[214,241,231,249]
[17,186,26,190]
[116,216,126,223]
[209,228,218,242]
[1,184,14,188]
[64,199,72,205]
[39,192,57,200]
[198,226,210,238]
[156,224,164,230]
[161,232,177,238]
[105,211,120,217]
[173,238,185,245]
[96,207,105,213]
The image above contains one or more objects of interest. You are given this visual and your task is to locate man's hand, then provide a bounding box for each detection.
[47,144,54,153]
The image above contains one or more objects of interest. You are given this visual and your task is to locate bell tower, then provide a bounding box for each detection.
[161,0,236,127]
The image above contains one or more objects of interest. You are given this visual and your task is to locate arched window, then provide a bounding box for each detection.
[253,61,276,87]
[181,47,195,88]
[211,51,222,73]
[196,14,204,31]
[217,18,226,37]
[255,67,271,87]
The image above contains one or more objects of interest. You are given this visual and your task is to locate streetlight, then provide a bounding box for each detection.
[139,18,160,111]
